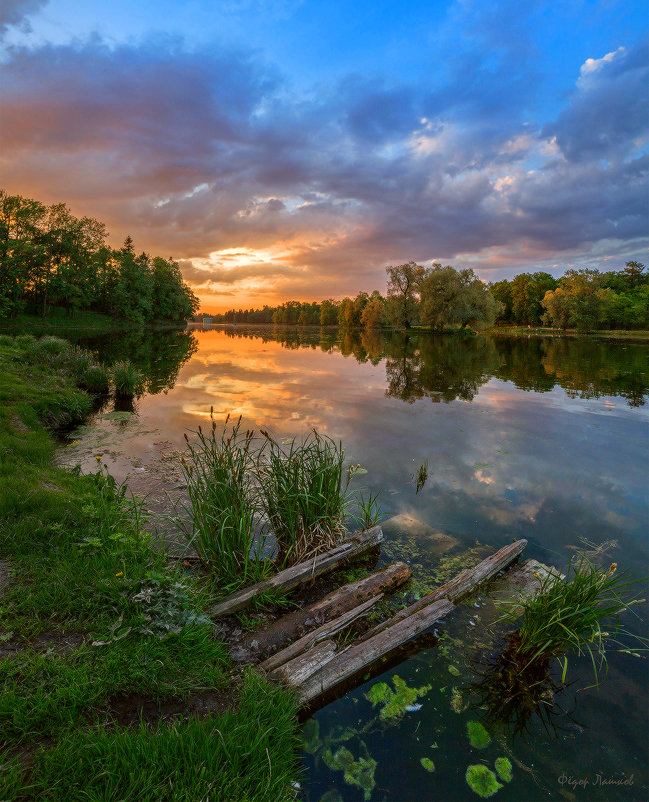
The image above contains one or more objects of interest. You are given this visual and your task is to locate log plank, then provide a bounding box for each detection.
[208,526,383,618]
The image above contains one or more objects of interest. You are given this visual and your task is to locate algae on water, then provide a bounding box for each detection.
[465,764,503,798]
[467,721,492,749]
[365,674,431,721]
[495,757,513,783]
[322,744,377,801]
[420,757,435,772]
[301,718,321,755]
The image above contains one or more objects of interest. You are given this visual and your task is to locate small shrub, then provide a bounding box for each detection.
[112,360,144,398]
[35,335,69,356]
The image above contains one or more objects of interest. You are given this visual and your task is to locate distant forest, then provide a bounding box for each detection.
[208,261,649,333]
[0,191,199,323]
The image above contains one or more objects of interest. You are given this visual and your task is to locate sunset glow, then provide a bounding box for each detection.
[1,1,647,312]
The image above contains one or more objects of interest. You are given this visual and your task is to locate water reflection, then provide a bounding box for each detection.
[212,326,649,407]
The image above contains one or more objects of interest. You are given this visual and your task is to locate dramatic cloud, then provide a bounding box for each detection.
[1,3,647,310]
[0,0,47,37]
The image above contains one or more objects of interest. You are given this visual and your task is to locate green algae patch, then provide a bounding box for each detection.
[495,757,513,783]
[102,411,134,421]
[467,721,492,749]
[323,745,376,801]
[365,674,431,721]
[448,665,461,677]
[466,764,503,798]
[420,757,435,772]
[301,718,321,754]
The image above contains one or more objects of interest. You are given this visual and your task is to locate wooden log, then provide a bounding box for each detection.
[234,560,411,661]
[296,597,455,703]
[208,526,383,618]
[268,639,339,686]
[259,595,382,675]
[293,539,528,705]
[360,539,527,642]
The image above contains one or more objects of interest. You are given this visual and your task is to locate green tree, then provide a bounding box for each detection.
[361,295,386,329]
[386,262,425,329]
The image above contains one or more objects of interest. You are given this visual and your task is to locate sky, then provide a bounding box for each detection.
[1,0,648,312]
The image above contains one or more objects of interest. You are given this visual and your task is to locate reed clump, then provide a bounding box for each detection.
[112,360,145,398]
[500,555,647,685]
[256,429,350,564]
[179,413,373,588]
[179,414,265,587]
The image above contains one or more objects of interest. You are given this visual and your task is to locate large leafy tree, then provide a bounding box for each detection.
[385,262,426,329]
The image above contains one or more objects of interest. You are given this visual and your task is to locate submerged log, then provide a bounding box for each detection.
[291,539,528,706]
[208,526,383,618]
[296,597,455,704]
[259,596,382,675]
[233,560,411,662]
[360,539,527,642]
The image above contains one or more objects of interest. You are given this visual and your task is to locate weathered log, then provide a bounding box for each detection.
[234,560,411,661]
[360,539,527,642]
[208,526,383,618]
[268,639,339,686]
[259,595,382,675]
[292,539,528,705]
[296,597,455,703]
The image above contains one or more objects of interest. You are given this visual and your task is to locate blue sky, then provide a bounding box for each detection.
[1,0,647,310]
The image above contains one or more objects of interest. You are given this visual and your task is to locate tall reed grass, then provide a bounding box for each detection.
[500,555,647,685]
[179,414,265,587]
[112,360,145,398]
[256,429,350,564]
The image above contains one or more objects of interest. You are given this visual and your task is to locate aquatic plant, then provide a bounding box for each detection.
[499,553,647,685]
[447,664,461,677]
[111,360,145,398]
[355,490,383,530]
[180,413,266,586]
[79,364,110,393]
[465,764,503,798]
[494,757,512,783]
[450,687,464,713]
[467,721,492,749]
[420,757,435,772]
[415,459,428,493]
[301,718,321,755]
[365,674,431,721]
[256,428,350,564]
[322,744,376,801]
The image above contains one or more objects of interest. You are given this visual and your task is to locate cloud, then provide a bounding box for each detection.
[1,16,647,307]
[0,0,47,37]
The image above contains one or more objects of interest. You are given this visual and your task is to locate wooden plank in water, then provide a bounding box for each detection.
[208,526,383,618]
[234,560,411,662]
[259,595,382,675]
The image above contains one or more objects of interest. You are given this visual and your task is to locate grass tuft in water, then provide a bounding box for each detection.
[257,428,350,565]
[500,554,647,685]
[112,360,145,397]
[180,412,266,587]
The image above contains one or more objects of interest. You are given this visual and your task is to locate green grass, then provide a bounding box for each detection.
[500,555,647,684]
[111,359,145,397]
[180,413,267,589]
[0,337,300,800]
[257,428,350,565]
[0,311,141,334]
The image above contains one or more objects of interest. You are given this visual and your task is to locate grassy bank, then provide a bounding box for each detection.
[0,336,299,801]
[489,325,649,341]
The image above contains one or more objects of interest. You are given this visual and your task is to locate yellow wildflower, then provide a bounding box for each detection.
[95,455,101,461]
[115,571,123,577]
[609,563,617,574]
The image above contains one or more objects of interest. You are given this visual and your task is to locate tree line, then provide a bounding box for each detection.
[210,260,648,333]
[0,191,199,323]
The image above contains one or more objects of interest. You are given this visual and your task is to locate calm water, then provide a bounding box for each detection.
[65,326,648,802]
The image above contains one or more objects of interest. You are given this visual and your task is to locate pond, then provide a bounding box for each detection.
[62,325,648,801]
